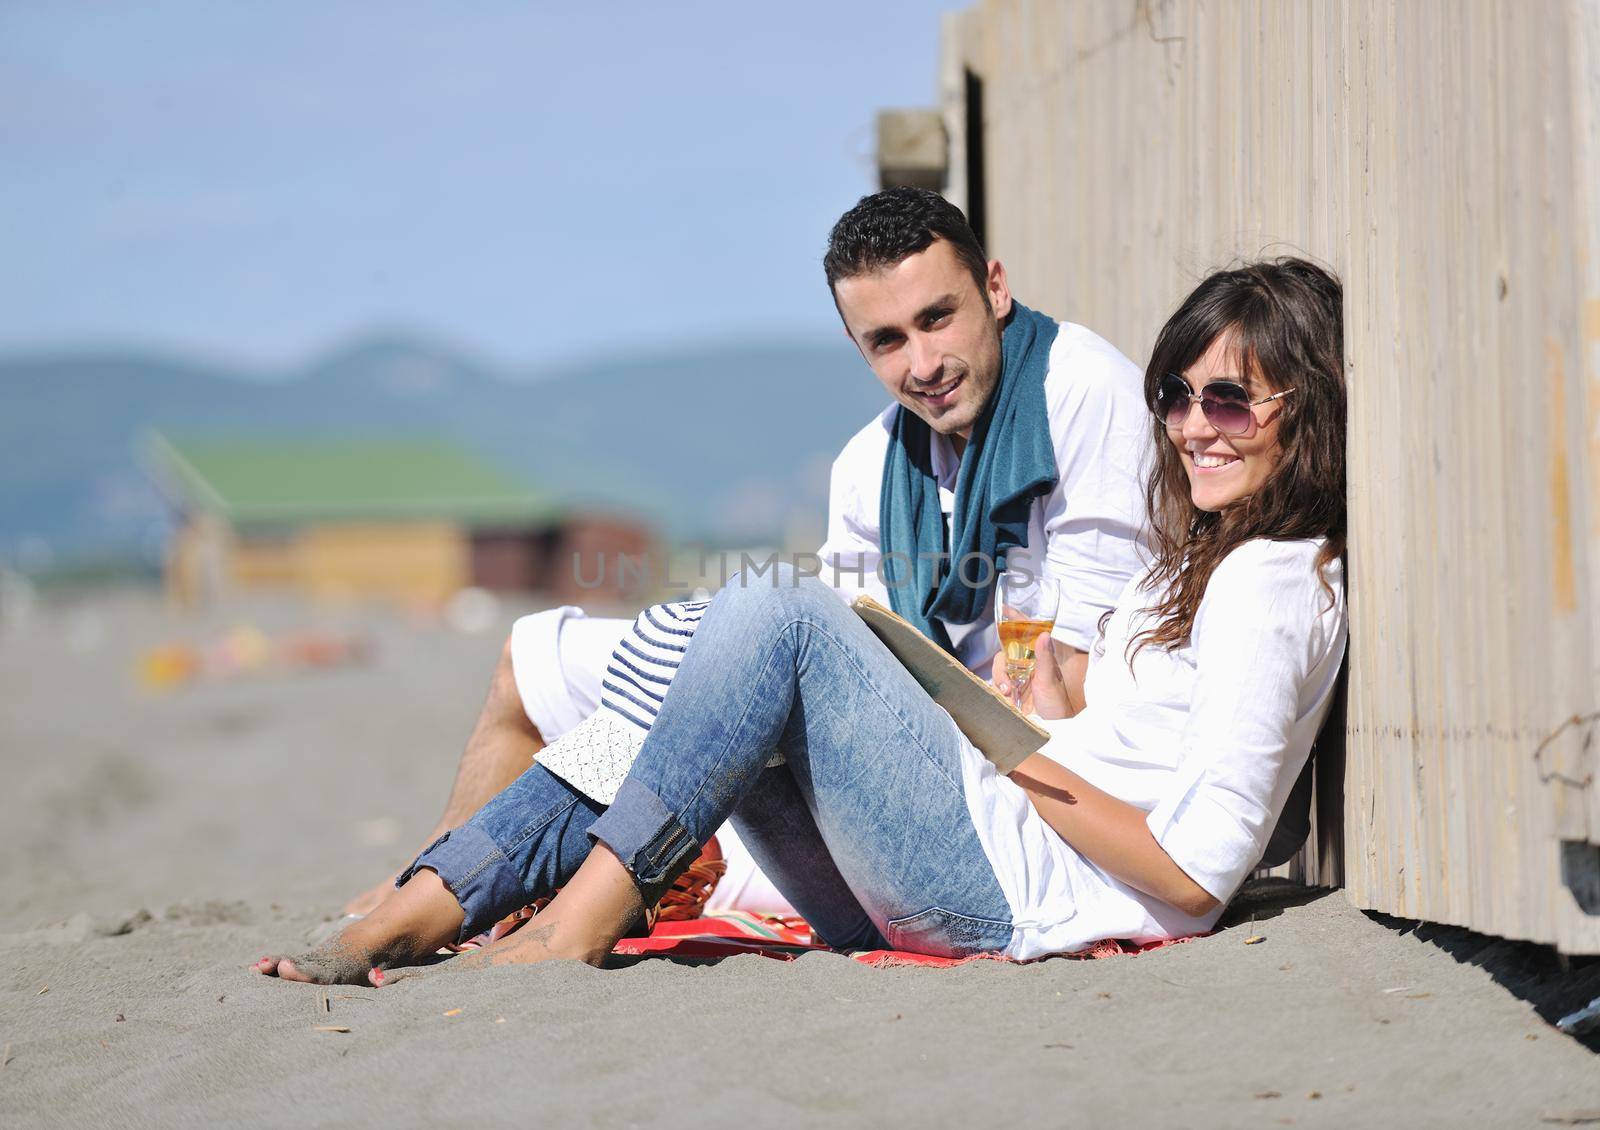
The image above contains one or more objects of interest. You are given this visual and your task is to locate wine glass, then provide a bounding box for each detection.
[995,568,1059,709]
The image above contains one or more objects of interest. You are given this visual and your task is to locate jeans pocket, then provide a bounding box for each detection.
[884,906,1013,959]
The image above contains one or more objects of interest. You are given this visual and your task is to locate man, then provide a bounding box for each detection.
[345,187,1151,915]
[814,187,1149,699]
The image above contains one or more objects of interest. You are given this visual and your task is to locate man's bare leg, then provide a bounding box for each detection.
[344,633,546,915]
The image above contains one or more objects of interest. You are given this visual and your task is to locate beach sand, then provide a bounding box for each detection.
[2,589,1597,1128]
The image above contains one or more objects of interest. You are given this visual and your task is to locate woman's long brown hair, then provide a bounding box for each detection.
[1132,258,1346,657]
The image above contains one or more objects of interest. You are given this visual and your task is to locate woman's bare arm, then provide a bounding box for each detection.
[1007,631,1219,919]
[1008,753,1218,919]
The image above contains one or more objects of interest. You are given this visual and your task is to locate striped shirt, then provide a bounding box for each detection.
[598,600,709,733]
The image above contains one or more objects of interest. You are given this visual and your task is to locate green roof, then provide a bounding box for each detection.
[147,434,561,527]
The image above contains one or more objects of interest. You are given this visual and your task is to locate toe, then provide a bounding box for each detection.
[275,958,317,983]
[371,965,424,987]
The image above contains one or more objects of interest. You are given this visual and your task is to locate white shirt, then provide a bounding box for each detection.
[816,321,1152,670]
[958,537,1348,960]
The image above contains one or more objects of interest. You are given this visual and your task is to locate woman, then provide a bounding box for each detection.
[257,258,1347,982]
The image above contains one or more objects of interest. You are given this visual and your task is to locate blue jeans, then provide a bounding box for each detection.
[403,569,1014,958]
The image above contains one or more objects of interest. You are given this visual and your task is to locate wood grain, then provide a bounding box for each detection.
[937,0,1600,953]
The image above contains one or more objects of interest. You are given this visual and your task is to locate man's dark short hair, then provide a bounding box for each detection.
[823,187,990,300]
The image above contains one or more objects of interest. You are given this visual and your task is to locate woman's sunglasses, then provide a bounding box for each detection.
[1152,373,1295,436]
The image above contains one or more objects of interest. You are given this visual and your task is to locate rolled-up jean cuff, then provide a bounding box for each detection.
[588,777,702,906]
[398,825,527,945]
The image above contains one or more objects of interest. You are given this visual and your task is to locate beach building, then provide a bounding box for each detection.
[878,0,1600,954]
[146,434,653,607]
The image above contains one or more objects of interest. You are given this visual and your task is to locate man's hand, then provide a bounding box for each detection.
[993,632,1080,719]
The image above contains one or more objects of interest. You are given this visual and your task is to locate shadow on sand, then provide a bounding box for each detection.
[1366,910,1600,1053]
[1217,876,1334,928]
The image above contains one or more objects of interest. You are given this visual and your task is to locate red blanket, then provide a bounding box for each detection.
[610,910,1194,967]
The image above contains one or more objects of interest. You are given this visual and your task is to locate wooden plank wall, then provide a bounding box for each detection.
[943,0,1600,952]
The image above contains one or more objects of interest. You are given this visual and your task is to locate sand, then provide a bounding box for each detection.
[2,588,1597,1128]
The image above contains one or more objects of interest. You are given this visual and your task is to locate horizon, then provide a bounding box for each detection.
[0,326,886,571]
[0,321,863,384]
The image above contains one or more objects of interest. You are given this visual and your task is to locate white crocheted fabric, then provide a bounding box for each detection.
[537,708,645,805]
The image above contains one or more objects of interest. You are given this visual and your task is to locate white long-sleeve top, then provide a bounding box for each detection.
[958,536,1348,959]
[815,321,1153,669]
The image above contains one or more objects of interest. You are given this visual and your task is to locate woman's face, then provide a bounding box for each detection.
[1171,330,1287,512]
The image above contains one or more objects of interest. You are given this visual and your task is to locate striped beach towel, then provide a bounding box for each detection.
[608,910,1201,967]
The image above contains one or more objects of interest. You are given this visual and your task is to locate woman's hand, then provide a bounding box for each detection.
[993,632,1075,719]
[992,644,1033,713]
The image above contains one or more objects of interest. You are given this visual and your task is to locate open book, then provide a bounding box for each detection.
[851,595,1050,774]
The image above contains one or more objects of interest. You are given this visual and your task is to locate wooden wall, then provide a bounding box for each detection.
[941,0,1600,952]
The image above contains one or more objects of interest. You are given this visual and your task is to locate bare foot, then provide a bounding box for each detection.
[373,843,645,985]
[256,869,465,985]
[253,937,390,986]
[372,912,613,986]
[344,822,453,916]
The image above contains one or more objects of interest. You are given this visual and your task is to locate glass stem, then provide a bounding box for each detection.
[1006,663,1034,710]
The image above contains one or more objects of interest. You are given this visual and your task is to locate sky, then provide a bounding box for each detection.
[0,1,963,370]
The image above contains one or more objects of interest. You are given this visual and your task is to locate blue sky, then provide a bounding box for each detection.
[0,2,962,369]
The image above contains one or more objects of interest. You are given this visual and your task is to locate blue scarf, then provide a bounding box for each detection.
[878,302,1060,652]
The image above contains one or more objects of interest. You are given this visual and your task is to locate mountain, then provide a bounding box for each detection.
[0,333,890,572]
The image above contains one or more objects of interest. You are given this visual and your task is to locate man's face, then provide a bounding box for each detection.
[834,239,1012,442]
